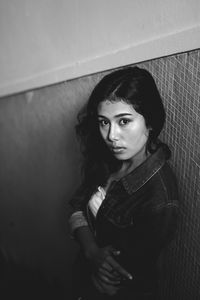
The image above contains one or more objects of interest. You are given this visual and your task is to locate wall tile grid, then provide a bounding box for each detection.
[139,49,200,300]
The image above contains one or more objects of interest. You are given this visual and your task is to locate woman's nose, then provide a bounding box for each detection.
[108,124,119,141]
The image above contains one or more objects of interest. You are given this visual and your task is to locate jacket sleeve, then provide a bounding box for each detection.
[70,179,96,210]
[67,183,91,235]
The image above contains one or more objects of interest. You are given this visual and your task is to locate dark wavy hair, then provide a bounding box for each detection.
[76,66,169,188]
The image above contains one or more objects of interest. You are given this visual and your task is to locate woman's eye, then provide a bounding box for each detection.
[98,119,109,127]
[119,119,131,126]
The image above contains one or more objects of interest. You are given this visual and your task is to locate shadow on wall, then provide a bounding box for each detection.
[0,73,107,297]
[0,247,65,299]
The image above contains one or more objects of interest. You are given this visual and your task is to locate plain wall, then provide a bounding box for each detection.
[0,0,200,97]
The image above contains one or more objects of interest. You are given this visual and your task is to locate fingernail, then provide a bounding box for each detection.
[128,274,133,280]
[113,250,120,255]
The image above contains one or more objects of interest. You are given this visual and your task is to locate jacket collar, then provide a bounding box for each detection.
[121,144,169,195]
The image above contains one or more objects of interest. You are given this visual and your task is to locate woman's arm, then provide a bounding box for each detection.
[68,184,133,294]
[74,225,132,280]
[74,225,133,295]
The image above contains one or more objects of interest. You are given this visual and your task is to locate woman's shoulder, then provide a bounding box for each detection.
[158,161,179,199]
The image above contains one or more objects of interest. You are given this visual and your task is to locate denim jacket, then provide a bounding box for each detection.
[69,144,179,293]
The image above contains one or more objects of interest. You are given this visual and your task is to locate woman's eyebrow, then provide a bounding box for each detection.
[98,113,133,118]
[115,113,133,118]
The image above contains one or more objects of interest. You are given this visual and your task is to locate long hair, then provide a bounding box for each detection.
[76,66,168,189]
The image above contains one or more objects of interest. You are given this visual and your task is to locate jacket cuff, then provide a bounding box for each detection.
[69,211,89,236]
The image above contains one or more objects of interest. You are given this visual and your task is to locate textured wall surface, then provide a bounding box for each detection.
[139,49,200,300]
[0,49,199,299]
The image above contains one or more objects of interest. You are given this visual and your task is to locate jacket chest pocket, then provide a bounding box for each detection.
[104,213,135,228]
[98,191,140,228]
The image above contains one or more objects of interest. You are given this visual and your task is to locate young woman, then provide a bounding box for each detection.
[68,67,179,300]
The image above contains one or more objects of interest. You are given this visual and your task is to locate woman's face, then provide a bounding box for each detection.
[97,100,149,164]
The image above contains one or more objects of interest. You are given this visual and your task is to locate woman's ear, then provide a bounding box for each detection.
[146,127,152,137]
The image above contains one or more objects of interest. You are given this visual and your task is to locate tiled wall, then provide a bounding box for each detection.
[138,49,200,300]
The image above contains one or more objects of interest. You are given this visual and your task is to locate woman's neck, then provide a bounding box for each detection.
[111,149,149,181]
[103,147,149,192]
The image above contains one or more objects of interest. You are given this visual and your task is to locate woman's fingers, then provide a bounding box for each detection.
[92,275,119,296]
[106,255,133,280]
[91,245,132,283]
[98,274,120,285]
[100,260,113,272]
[98,268,121,285]
[99,261,120,279]
[92,275,104,293]
[106,245,121,256]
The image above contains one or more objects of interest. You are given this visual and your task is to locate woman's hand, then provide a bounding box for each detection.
[74,226,132,294]
[85,244,132,287]
[91,272,120,296]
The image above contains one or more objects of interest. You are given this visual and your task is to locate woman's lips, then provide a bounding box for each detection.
[110,147,125,153]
